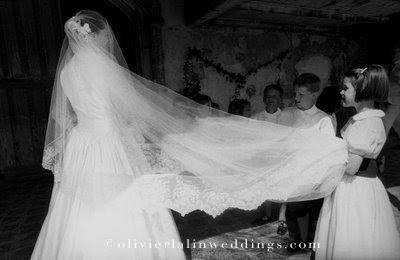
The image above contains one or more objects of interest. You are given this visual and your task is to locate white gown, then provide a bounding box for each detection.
[31,56,186,260]
[314,109,400,260]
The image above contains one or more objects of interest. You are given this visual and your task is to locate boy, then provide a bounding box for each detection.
[281,73,336,253]
[253,84,283,123]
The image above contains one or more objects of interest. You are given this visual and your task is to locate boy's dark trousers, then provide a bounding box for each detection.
[285,198,323,242]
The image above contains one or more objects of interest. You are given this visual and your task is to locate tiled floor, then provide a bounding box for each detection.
[190,221,312,260]
[1,132,399,260]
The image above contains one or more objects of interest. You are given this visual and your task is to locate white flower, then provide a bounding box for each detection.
[82,23,91,33]
[68,20,92,42]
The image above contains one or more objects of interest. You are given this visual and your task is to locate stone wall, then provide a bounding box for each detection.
[160,0,367,113]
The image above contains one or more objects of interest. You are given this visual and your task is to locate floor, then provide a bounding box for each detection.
[1,132,400,260]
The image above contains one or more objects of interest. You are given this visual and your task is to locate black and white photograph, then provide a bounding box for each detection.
[1,0,400,259]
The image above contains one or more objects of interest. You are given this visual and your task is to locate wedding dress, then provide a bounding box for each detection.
[32,11,348,259]
[31,12,186,260]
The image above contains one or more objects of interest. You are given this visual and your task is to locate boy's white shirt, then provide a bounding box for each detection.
[279,105,336,136]
[252,108,282,123]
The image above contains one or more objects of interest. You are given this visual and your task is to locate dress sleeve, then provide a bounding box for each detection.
[345,118,386,159]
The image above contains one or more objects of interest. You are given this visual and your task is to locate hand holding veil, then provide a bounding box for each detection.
[43,11,347,217]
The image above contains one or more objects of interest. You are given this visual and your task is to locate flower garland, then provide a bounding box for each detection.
[182,46,290,98]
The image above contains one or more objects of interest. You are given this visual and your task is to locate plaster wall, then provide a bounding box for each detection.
[160,0,367,113]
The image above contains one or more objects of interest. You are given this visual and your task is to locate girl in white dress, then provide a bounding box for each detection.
[314,65,400,259]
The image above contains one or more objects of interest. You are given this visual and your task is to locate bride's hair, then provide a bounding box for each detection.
[76,10,107,34]
[64,11,117,54]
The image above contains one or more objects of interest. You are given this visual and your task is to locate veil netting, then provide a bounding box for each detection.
[42,10,348,218]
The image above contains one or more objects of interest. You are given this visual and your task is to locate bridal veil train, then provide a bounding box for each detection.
[32,10,347,259]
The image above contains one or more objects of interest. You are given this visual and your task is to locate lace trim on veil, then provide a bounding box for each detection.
[129,155,346,217]
[42,146,62,182]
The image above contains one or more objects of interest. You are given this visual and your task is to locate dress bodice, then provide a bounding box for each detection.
[60,56,114,134]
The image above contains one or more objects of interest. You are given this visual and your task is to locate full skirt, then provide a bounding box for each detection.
[31,127,186,260]
[314,174,400,260]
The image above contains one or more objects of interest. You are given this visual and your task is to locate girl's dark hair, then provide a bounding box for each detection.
[228,99,250,116]
[344,64,389,102]
[193,94,212,105]
[211,102,220,109]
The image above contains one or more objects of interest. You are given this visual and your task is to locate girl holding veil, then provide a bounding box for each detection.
[314,66,400,260]
[32,11,348,259]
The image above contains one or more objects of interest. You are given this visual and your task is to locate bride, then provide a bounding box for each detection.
[32,10,347,259]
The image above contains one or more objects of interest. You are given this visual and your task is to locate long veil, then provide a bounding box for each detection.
[43,10,347,217]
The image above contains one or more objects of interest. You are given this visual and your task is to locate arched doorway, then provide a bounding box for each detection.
[59,0,164,81]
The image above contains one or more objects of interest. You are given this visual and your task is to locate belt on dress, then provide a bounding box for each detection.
[355,158,377,178]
